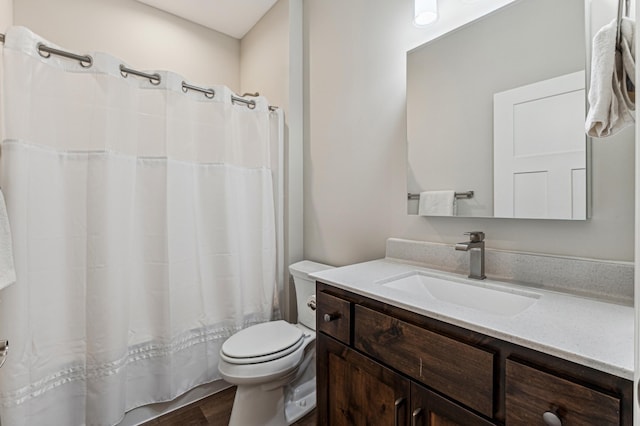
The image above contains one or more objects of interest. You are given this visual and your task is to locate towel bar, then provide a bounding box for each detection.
[0,340,7,369]
[408,191,474,200]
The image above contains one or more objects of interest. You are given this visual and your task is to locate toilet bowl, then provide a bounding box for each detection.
[218,260,333,426]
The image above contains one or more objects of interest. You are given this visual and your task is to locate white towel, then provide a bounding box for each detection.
[586,17,636,138]
[418,190,456,216]
[0,189,16,291]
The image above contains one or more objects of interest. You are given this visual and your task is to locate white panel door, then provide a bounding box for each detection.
[494,71,586,219]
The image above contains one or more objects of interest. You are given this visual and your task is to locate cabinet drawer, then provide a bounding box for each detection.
[316,290,351,345]
[354,305,494,418]
[506,359,621,425]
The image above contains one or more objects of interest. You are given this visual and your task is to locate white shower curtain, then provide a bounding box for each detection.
[0,27,280,426]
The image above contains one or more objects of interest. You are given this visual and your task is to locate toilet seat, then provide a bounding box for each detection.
[221,320,304,365]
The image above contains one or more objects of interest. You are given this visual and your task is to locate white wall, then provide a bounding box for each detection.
[241,0,289,111]
[12,0,240,90]
[241,0,305,321]
[0,0,11,33]
[304,0,635,265]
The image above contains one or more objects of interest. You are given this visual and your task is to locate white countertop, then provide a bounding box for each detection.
[310,258,634,380]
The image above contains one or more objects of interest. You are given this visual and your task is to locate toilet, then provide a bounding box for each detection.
[218,260,333,426]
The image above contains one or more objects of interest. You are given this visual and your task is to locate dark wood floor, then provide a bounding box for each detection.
[142,386,316,426]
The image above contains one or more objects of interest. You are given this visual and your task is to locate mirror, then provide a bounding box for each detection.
[407,0,588,219]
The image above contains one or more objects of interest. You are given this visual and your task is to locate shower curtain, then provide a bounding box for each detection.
[0,27,281,426]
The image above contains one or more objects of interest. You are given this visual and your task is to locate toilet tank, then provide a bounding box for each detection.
[289,260,334,330]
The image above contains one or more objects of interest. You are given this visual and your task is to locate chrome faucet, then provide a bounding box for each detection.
[455,231,486,280]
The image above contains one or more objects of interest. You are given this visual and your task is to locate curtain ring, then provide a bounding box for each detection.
[36,43,51,59]
[149,74,161,86]
[80,56,93,68]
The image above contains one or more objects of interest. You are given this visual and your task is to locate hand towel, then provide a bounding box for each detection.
[0,189,16,291]
[418,190,456,216]
[586,17,636,138]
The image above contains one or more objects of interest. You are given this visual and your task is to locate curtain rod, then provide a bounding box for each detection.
[0,32,278,111]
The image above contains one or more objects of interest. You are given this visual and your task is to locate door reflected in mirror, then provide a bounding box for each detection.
[406,0,588,219]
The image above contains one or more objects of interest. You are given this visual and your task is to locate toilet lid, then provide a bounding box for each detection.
[221,320,304,361]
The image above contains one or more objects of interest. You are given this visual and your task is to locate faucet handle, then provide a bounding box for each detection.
[464,231,485,242]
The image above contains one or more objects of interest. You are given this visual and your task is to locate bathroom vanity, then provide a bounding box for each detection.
[312,260,633,425]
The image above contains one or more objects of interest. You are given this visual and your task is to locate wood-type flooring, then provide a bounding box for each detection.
[142,386,316,426]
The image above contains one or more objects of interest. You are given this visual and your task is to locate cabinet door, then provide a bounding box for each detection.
[411,382,494,426]
[318,335,410,426]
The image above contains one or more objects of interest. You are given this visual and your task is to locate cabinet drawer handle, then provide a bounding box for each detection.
[411,407,423,426]
[323,313,341,322]
[394,397,405,426]
[542,411,562,426]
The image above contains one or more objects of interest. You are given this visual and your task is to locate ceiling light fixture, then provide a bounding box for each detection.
[414,0,439,26]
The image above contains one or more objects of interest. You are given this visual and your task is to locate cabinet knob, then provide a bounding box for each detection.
[323,313,340,322]
[542,411,563,426]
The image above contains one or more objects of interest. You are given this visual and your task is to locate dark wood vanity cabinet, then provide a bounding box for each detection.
[318,331,489,426]
[316,282,633,426]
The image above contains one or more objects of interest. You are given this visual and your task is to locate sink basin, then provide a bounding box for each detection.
[378,272,540,316]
